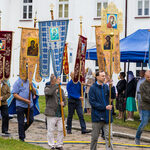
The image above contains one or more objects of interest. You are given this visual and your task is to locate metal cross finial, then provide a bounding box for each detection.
[34,11,37,28]
[79,16,83,35]
[50,4,54,20]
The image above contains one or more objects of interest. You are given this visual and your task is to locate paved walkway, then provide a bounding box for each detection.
[1,114,150,150]
[34,113,150,143]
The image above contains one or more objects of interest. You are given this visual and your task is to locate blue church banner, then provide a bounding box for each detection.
[39,20,69,78]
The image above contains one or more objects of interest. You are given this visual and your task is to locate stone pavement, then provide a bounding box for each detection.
[34,113,150,143]
[1,114,150,150]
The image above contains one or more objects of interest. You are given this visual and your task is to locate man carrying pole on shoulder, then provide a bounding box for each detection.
[45,74,66,150]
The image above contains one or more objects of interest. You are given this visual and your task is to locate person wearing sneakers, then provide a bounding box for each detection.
[45,74,66,150]
[0,79,11,136]
[135,70,150,145]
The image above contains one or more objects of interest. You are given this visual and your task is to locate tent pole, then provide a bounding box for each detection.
[141,62,144,70]
[124,62,126,72]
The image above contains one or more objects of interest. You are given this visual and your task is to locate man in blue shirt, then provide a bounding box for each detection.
[89,70,114,150]
[66,72,90,134]
[12,75,36,141]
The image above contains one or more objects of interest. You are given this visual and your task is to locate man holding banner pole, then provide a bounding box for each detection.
[89,70,114,150]
[12,75,36,142]
[44,74,66,150]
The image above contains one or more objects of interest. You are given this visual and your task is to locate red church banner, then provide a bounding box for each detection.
[63,43,69,75]
[74,35,87,83]
[0,31,13,79]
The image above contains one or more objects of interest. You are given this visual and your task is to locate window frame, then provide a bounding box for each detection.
[58,0,69,19]
[137,0,150,17]
[96,0,108,18]
[22,0,33,20]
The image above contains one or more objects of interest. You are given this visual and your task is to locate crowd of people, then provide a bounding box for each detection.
[0,69,150,150]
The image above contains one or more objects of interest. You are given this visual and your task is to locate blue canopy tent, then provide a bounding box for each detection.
[86,29,150,63]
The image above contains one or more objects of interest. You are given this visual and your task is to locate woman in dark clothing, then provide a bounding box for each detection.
[116,72,126,119]
[125,71,137,121]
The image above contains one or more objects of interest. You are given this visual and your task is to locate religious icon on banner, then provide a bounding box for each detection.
[107,14,117,29]
[27,38,38,56]
[103,34,114,51]
[0,39,6,51]
[81,43,85,54]
[49,27,60,41]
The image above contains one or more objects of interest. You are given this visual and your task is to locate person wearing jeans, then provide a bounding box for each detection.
[135,70,150,145]
[12,77,36,141]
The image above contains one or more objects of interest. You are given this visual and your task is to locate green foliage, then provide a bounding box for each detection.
[39,96,150,131]
[38,95,45,113]
[0,137,47,150]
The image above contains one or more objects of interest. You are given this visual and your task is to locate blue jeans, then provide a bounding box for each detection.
[136,110,150,139]
[67,98,86,132]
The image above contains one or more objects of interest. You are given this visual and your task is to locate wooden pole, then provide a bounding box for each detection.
[59,84,66,137]
[26,63,31,125]
[108,33,114,147]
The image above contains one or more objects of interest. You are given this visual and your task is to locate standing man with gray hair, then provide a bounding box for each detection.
[45,74,66,150]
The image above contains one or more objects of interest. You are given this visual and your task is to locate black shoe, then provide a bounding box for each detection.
[112,112,116,115]
[56,147,64,150]
[81,129,91,134]
[67,130,72,134]
[101,135,105,140]
[19,139,24,142]
[2,131,10,136]
[50,147,55,150]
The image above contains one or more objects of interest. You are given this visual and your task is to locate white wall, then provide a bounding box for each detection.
[1,0,150,94]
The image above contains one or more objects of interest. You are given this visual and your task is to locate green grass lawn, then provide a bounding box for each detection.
[39,96,150,131]
[0,137,47,150]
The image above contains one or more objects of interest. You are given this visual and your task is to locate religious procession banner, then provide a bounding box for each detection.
[63,43,69,75]
[39,20,69,78]
[74,35,87,83]
[96,2,123,76]
[95,26,120,75]
[19,27,42,83]
[0,31,13,79]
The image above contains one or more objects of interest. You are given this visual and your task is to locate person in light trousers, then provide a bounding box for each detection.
[44,74,66,150]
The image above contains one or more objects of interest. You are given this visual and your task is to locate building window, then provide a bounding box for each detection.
[137,0,150,16]
[97,1,108,17]
[22,0,33,20]
[58,0,69,19]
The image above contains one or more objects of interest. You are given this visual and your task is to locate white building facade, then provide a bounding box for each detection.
[0,0,150,95]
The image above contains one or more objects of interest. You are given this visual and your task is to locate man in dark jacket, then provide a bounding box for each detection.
[44,74,66,150]
[0,79,11,135]
[89,71,114,150]
[135,70,150,145]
